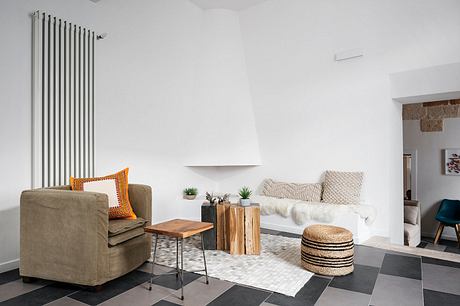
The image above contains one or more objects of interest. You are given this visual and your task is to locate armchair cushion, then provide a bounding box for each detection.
[108,227,145,246]
[404,223,420,247]
[108,218,147,236]
[404,206,418,225]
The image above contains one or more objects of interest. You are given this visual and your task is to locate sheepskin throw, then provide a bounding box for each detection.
[322,171,363,205]
[253,195,376,225]
[262,178,322,202]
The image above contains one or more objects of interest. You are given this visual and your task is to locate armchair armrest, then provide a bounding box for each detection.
[20,189,109,285]
[128,184,152,225]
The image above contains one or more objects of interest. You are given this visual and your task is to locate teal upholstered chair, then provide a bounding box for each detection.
[434,199,460,246]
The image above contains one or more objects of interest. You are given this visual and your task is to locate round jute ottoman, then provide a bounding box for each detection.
[301,224,354,276]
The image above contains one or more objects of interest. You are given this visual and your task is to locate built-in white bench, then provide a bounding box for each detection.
[254,195,374,244]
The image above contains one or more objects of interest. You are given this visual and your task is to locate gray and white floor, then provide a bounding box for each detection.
[1,230,459,306]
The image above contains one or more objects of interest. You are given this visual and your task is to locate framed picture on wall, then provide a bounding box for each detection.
[445,149,460,175]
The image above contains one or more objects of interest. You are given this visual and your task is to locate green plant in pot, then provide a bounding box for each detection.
[183,187,198,200]
[239,186,252,206]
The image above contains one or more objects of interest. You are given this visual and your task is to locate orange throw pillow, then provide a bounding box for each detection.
[70,168,137,219]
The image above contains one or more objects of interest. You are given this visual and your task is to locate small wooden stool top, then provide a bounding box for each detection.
[144,219,213,238]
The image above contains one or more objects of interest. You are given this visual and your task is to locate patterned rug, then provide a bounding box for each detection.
[151,233,313,297]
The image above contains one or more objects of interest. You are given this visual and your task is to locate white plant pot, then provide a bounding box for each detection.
[183,194,197,200]
[240,198,251,206]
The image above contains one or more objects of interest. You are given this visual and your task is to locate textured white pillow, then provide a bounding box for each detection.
[404,206,418,225]
[321,171,363,205]
[262,178,322,202]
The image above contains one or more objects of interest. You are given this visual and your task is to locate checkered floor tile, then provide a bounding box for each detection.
[1,230,459,306]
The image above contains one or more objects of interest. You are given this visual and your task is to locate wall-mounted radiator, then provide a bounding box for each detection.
[32,12,96,187]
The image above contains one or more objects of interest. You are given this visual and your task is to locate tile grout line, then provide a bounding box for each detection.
[312,275,333,305]
[260,291,273,305]
[51,289,82,305]
[367,249,386,306]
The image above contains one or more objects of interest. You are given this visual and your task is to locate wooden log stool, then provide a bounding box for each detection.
[301,224,354,276]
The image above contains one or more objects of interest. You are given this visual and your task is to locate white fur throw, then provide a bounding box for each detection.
[253,195,376,225]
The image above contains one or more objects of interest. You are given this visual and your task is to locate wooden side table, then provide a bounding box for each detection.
[144,219,213,300]
[202,203,260,255]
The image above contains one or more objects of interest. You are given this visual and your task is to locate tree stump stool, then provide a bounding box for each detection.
[301,224,354,276]
[201,203,260,255]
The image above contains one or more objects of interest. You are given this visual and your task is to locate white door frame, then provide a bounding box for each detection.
[403,149,417,201]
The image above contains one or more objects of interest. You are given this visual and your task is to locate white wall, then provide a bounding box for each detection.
[186,9,261,166]
[218,0,460,242]
[94,0,218,224]
[0,0,100,272]
[404,119,460,240]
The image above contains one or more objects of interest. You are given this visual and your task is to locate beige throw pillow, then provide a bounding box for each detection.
[404,206,418,225]
[262,178,322,202]
[321,171,363,205]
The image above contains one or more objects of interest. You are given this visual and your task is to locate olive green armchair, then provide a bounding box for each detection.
[20,184,152,287]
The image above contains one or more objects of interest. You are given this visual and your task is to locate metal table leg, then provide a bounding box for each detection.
[201,233,209,285]
[176,238,179,278]
[149,233,158,291]
[180,238,184,300]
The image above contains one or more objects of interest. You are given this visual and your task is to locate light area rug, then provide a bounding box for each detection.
[151,233,313,297]
[363,236,460,263]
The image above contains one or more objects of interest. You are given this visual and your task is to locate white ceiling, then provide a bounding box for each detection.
[190,0,268,11]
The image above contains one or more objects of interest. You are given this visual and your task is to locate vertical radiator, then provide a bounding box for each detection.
[32,12,96,188]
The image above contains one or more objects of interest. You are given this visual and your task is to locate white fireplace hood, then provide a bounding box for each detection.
[184,9,261,167]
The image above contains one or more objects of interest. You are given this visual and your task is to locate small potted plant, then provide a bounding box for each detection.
[239,186,252,206]
[183,187,198,200]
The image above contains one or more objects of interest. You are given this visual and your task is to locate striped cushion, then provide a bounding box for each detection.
[262,179,322,202]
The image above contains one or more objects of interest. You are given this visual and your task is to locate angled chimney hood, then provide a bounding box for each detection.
[185,9,261,167]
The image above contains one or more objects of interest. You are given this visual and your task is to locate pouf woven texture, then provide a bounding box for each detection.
[301,224,354,276]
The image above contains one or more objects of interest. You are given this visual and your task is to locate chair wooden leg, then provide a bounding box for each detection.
[455,224,460,247]
[434,223,445,244]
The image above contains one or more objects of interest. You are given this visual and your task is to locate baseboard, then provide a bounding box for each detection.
[0,258,19,273]
[370,228,389,238]
[260,222,303,235]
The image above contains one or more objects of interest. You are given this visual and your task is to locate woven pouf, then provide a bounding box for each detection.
[301,224,354,276]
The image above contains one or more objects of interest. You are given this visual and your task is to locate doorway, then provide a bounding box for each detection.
[403,150,417,201]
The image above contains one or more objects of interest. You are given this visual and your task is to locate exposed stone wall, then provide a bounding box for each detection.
[402,100,460,132]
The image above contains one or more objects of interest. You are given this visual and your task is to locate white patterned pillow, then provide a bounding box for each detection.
[262,179,322,202]
[321,171,363,205]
